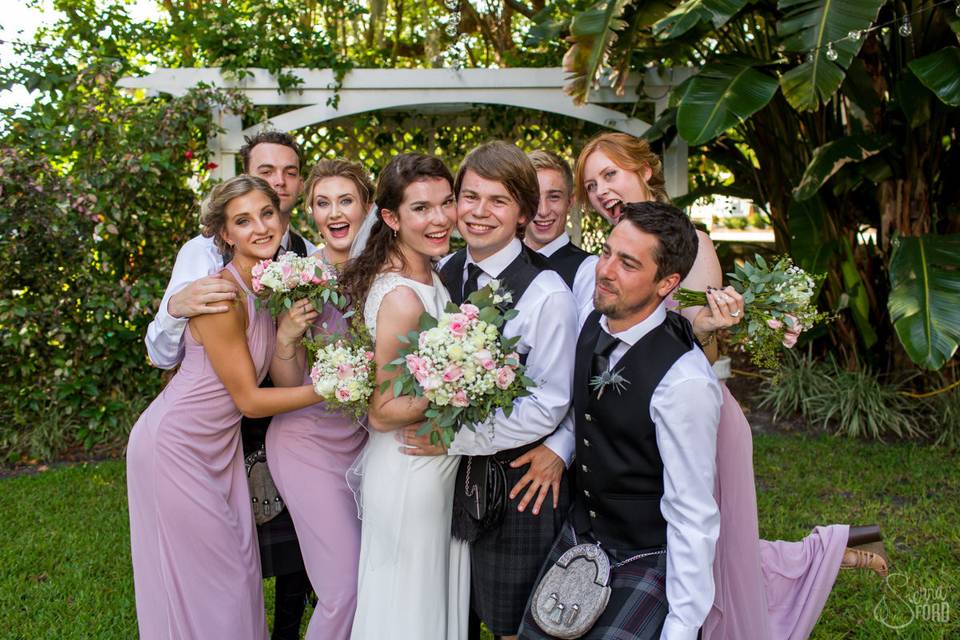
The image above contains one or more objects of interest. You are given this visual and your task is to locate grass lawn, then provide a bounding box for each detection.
[1,433,958,639]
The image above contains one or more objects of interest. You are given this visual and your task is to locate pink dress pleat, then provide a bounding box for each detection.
[702,385,849,640]
[266,304,367,640]
[127,263,272,640]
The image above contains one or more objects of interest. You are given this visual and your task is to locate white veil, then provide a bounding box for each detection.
[348,203,380,260]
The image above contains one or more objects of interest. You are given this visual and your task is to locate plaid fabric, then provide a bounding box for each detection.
[518,522,669,640]
[471,463,571,635]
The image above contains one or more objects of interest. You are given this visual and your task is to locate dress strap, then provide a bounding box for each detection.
[224,262,254,296]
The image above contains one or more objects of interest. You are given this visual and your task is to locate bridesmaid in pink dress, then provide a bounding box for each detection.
[572,133,887,639]
[265,160,373,640]
[127,176,325,640]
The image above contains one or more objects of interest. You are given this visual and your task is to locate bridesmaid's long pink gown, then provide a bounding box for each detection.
[127,263,272,640]
[702,385,849,640]
[266,305,367,640]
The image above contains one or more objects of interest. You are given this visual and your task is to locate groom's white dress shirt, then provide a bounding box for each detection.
[145,230,317,369]
[533,232,598,322]
[442,238,579,461]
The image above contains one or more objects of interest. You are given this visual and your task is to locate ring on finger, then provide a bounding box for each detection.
[730,309,741,317]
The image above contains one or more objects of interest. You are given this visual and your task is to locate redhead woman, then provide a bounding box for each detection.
[126,175,326,640]
[265,159,376,639]
[574,133,887,640]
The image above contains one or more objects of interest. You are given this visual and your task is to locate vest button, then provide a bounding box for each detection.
[589,510,597,519]
[582,438,591,447]
[583,489,591,498]
[584,413,593,422]
[580,464,589,473]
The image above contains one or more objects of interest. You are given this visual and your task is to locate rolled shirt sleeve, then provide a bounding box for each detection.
[651,355,722,640]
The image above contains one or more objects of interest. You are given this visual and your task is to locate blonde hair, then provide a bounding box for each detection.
[574,132,670,210]
[200,175,279,259]
[527,149,574,196]
[303,159,374,214]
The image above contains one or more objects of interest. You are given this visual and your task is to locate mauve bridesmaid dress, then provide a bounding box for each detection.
[127,263,272,640]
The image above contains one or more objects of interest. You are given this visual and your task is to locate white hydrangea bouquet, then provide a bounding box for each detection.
[251,252,348,316]
[384,281,536,446]
[674,255,829,369]
[306,327,376,419]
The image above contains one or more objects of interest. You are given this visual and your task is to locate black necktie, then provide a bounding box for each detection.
[463,263,483,301]
[591,330,619,379]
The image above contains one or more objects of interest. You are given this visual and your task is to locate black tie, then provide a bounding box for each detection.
[591,330,619,379]
[463,263,483,301]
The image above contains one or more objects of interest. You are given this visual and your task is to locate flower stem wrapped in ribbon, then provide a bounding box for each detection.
[383,281,537,447]
[304,322,376,420]
[674,255,829,369]
[251,252,349,317]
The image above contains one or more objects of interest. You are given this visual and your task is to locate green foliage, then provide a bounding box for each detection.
[908,46,960,107]
[758,350,829,420]
[562,0,635,105]
[887,234,960,370]
[793,134,893,201]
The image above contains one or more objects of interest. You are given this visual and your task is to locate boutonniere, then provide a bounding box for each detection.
[589,368,630,399]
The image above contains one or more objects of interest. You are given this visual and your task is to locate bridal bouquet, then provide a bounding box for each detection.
[384,281,535,446]
[674,255,829,369]
[306,328,376,419]
[251,252,348,316]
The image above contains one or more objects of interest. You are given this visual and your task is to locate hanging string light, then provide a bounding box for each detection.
[898,15,913,37]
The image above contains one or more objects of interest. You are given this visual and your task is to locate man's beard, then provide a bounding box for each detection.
[594,279,659,320]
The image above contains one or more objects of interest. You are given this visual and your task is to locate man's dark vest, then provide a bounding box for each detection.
[570,309,696,550]
[545,241,592,291]
[286,230,308,257]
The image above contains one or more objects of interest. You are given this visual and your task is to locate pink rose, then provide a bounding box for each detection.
[442,364,463,383]
[300,270,313,285]
[461,303,480,320]
[405,354,424,375]
[310,272,324,285]
[766,318,783,330]
[451,390,470,407]
[495,367,516,390]
[421,376,442,392]
[474,349,496,370]
[365,351,375,361]
[782,331,799,349]
[448,313,469,338]
[336,363,354,380]
[414,369,429,385]
[252,277,263,293]
[335,387,351,402]
[252,261,266,278]
[419,332,429,349]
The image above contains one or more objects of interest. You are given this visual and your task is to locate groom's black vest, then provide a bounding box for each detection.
[571,309,697,550]
[545,241,592,291]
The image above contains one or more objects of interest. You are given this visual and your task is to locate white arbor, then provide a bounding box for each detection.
[119,67,691,196]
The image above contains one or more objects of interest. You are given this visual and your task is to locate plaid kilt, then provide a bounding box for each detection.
[471,459,571,635]
[518,522,668,640]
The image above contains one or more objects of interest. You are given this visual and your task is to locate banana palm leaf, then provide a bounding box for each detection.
[653,0,749,40]
[908,47,960,107]
[562,0,635,105]
[888,234,960,370]
[777,0,885,111]
[793,134,892,201]
[676,57,779,145]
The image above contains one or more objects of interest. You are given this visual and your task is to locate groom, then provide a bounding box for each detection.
[519,201,722,640]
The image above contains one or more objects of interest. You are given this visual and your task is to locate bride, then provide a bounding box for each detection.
[339,153,468,639]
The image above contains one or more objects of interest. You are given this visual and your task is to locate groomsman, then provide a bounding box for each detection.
[403,141,579,640]
[519,201,722,640]
[144,130,315,640]
[524,150,597,316]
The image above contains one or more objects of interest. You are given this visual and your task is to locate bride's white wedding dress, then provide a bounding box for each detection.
[350,271,469,640]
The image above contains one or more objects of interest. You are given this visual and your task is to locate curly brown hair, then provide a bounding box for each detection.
[574,132,670,210]
[338,153,455,311]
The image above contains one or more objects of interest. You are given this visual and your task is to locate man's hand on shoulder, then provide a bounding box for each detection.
[167,273,238,319]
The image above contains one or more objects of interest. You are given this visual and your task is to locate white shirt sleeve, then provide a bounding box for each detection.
[144,236,222,369]
[652,354,722,640]
[572,255,598,322]
[302,235,319,255]
[448,285,578,456]
[542,411,576,467]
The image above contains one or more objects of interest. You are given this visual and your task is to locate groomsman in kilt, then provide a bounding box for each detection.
[519,201,722,640]
[524,150,597,316]
[402,141,579,640]
[145,131,315,639]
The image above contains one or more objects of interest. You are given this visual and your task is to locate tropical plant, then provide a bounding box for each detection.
[549,0,960,375]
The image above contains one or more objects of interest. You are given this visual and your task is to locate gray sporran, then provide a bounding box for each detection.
[244,445,284,526]
[531,543,612,639]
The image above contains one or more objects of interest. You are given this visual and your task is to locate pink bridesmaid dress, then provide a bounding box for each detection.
[127,263,272,640]
[702,384,849,640]
[266,304,367,640]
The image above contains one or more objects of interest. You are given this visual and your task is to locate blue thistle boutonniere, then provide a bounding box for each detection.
[589,368,630,399]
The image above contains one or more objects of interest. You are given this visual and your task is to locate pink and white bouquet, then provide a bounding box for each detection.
[307,333,376,419]
[674,255,829,369]
[251,252,348,316]
[384,281,535,446]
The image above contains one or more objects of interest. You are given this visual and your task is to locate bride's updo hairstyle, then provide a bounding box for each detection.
[574,132,670,210]
[339,153,455,310]
[200,175,280,260]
